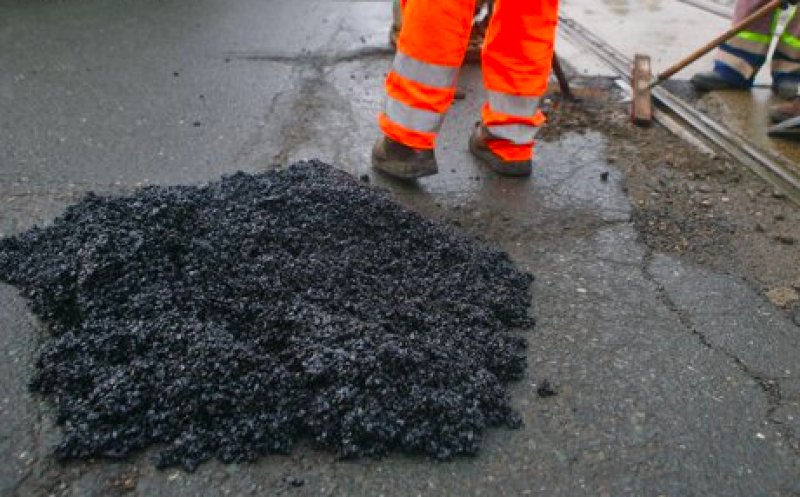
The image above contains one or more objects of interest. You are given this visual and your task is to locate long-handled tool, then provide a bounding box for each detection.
[631,0,782,125]
[551,53,575,101]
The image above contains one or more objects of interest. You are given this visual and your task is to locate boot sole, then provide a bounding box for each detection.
[468,135,531,177]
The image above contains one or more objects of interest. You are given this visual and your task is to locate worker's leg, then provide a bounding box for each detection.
[473,0,557,172]
[693,0,779,91]
[771,7,800,98]
[377,0,474,149]
[374,0,475,179]
[391,0,486,59]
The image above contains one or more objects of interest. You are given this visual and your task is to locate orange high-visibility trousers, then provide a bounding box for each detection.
[378,0,559,161]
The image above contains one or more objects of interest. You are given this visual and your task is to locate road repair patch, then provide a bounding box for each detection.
[0,161,533,471]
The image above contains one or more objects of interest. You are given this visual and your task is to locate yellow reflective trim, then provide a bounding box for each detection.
[727,35,771,55]
[776,42,800,60]
[736,30,772,45]
[780,32,800,50]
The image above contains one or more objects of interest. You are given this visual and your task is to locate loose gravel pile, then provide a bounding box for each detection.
[0,161,533,471]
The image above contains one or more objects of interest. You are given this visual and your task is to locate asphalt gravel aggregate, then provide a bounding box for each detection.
[0,161,533,471]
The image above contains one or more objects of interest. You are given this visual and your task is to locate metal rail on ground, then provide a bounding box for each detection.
[674,0,731,19]
[559,15,800,206]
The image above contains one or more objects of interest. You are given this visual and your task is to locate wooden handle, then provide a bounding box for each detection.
[656,0,782,82]
[551,53,573,100]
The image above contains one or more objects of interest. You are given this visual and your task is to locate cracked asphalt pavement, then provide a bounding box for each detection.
[1,0,799,495]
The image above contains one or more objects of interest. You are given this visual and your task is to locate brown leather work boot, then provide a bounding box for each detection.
[468,124,532,177]
[769,97,800,123]
[371,136,438,180]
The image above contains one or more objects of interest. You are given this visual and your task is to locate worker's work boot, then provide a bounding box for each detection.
[690,70,751,92]
[769,97,800,123]
[773,78,799,100]
[468,124,532,177]
[371,136,438,180]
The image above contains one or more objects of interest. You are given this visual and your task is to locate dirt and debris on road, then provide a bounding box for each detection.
[540,77,800,319]
[0,161,533,471]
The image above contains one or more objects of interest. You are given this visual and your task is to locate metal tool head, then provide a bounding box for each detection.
[631,54,653,126]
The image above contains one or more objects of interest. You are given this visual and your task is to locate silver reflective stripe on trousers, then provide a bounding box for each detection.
[385,96,444,133]
[487,90,540,117]
[393,51,459,89]
[486,124,539,145]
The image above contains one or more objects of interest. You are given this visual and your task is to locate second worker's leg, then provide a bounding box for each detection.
[471,0,558,177]
[692,0,778,91]
[771,7,800,99]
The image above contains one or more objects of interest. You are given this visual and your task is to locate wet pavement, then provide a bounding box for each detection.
[1,0,800,496]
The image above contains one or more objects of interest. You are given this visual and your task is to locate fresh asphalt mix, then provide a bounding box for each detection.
[0,162,532,471]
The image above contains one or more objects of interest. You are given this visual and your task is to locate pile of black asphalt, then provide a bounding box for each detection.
[0,161,533,471]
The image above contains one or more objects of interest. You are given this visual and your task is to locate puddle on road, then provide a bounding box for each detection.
[378,131,632,239]
[707,89,800,174]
